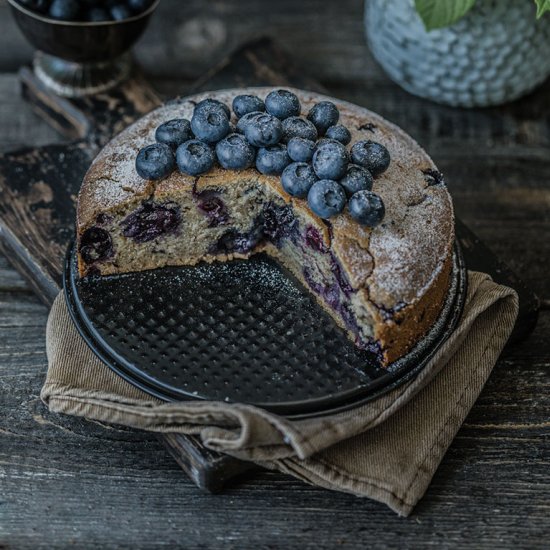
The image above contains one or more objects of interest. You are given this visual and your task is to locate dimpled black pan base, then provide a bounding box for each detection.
[64,241,466,419]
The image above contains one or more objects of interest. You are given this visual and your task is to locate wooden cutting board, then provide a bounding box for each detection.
[0,38,539,492]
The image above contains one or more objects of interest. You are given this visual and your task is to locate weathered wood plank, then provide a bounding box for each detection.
[0,39,336,493]
[0,294,548,548]
[0,68,549,306]
[0,73,64,153]
[0,0,382,83]
[154,76,550,151]
[1,0,549,113]
[0,243,548,540]
[0,0,549,543]
[2,291,543,547]
[0,254,31,291]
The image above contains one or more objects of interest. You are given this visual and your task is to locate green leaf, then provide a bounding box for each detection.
[534,0,550,18]
[414,0,477,30]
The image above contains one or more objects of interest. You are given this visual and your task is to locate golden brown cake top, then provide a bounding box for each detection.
[78,87,454,308]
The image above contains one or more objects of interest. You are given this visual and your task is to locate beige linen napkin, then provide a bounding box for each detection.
[41,271,518,515]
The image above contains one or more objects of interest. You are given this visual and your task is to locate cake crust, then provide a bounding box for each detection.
[77,87,454,364]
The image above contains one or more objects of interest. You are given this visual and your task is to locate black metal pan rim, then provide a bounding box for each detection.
[64,240,467,419]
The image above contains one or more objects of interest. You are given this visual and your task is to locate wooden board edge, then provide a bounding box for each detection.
[0,221,58,305]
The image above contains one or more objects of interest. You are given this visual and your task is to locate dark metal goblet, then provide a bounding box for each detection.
[8,0,160,97]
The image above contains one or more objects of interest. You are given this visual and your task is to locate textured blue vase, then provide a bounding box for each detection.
[365,0,550,107]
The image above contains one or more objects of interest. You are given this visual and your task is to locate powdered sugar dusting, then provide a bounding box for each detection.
[78,87,454,309]
[178,259,304,301]
[362,172,453,305]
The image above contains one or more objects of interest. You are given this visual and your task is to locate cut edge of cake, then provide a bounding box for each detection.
[75,87,455,366]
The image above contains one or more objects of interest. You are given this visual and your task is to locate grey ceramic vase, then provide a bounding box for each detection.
[365,0,550,107]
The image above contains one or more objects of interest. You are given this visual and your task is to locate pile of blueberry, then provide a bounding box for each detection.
[136,90,390,226]
[17,0,154,21]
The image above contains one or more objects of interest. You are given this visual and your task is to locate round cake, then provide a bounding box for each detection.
[76,87,454,365]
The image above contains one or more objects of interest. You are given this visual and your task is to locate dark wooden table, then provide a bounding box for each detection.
[1,1,549,548]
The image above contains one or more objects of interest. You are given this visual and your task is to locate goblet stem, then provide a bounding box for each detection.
[33,51,133,98]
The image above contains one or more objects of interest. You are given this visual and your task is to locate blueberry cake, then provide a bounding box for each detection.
[77,88,454,365]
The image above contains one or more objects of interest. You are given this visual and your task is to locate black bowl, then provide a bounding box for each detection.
[8,0,160,63]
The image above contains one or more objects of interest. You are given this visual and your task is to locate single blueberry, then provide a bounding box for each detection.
[259,202,297,246]
[287,137,316,162]
[348,190,385,226]
[315,137,343,149]
[305,226,326,252]
[265,89,301,119]
[127,0,154,13]
[235,110,263,133]
[191,108,230,144]
[215,133,256,170]
[312,140,349,180]
[48,0,80,20]
[281,116,318,143]
[195,190,229,227]
[18,0,50,14]
[135,143,175,180]
[110,4,133,20]
[244,113,283,147]
[307,101,339,135]
[86,7,111,21]
[79,227,113,264]
[350,140,391,176]
[232,94,265,118]
[326,124,351,145]
[121,202,181,243]
[194,98,231,119]
[281,162,318,198]
[256,144,291,175]
[307,180,347,219]
[155,119,192,150]
[339,164,373,196]
[176,140,215,176]
[215,228,262,255]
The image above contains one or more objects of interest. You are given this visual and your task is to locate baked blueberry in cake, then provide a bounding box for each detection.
[76,88,454,365]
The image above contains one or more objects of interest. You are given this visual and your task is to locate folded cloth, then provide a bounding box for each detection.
[41,271,518,515]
